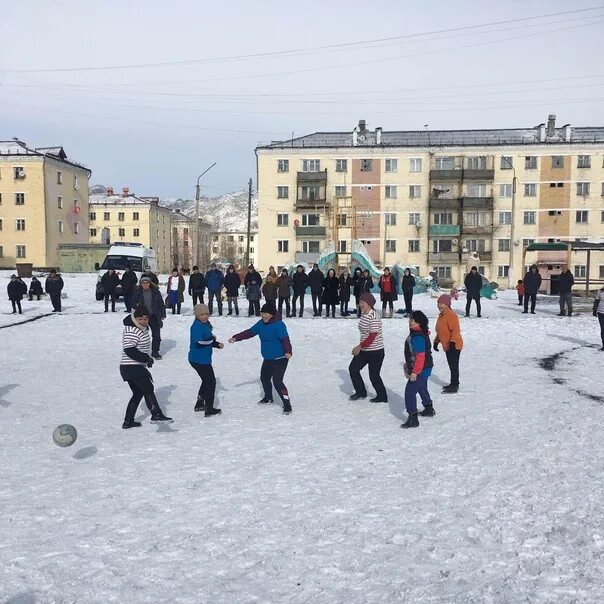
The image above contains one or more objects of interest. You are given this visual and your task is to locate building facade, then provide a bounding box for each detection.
[210,230,258,268]
[170,210,212,271]
[89,187,172,273]
[256,117,604,289]
[0,140,91,269]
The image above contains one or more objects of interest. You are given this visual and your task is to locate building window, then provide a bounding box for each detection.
[549,182,564,188]
[434,212,453,225]
[498,265,510,278]
[499,212,512,225]
[335,159,348,172]
[435,157,455,170]
[466,184,487,198]
[277,240,289,253]
[74,223,80,235]
[12,166,25,179]
[251,235,255,242]
[408,240,420,252]
[574,265,587,278]
[302,241,320,253]
[467,156,487,170]
[385,186,397,199]
[277,159,289,173]
[157,230,160,237]
[0,193,2,204]
[385,212,397,226]
[410,158,422,172]
[385,158,398,172]
[0,246,3,257]
[500,156,513,170]
[57,171,63,184]
[117,227,125,237]
[58,220,64,234]
[408,212,421,226]
[90,212,96,221]
[212,246,219,254]
[523,239,535,248]
[385,240,396,253]
[128,212,137,222]
[337,213,348,227]
[133,228,140,237]
[15,193,25,205]
[277,213,289,227]
[302,159,320,172]
[237,235,244,242]
[435,266,452,279]
[577,182,590,196]
[15,219,26,231]
[90,228,97,237]
[16,245,26,258]
[57,196,63,209]
[250,247,254,254]
[360,159,373,172]
[409,185,421,199]
[524,184,537,197]
[359,186,373,192]
[525,156,537,170]
[73,175,79,189]
[335,185,347,197]
[302,213,320,226]
[338,240,347,253]
[523,211,536,225]
[551,156,564,169]
[576,210,588,223]
[433,239,453,253]
[0,219,3,230]
[577,155,591,168]
[118,212,125,221]
[276,186,289,199]
[499,184,513,198]
[104,212,110,221]
[465,212,487,226]
[498,239,510,252]
[300,185,321,201]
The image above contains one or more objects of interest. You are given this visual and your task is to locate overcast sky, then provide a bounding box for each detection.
[1,0,603,198]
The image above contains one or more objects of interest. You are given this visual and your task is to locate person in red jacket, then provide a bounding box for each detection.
[378,267,398,318]
[516,280,525,306]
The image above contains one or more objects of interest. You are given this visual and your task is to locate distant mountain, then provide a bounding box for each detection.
[89,184,107,195]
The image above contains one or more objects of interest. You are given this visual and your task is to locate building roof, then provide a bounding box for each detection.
[90,192,171,208]
[0,139,90,172]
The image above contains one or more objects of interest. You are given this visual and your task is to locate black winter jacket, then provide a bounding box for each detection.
[101,271,121,293]
[321,276,339,304]
[29,279,44,296]
[338,275,352,301]
[354,276,373,297]
[276,274,293,298]
[558,271,574,295]
[308,269,324,293]
[121,270,138,294]
[464,271,483,297]
[132,285,166,319]
[523,269,542,295]
[402,274,416,293]
[188,272,205,294]
[292,271,308,294]
[8,280,27,301]
[224,271,242,297]
[244,271,262,288]
[45,275,64,295]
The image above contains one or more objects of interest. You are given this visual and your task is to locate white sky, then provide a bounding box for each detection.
[1,0,603,197]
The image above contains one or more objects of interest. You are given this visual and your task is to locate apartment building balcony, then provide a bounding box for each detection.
[477,251,492,262]
[429,169,463,181]
[463,169,495,180]
[295,197,328,209]
[461,225,493,236]
[428,224,461,237]
[295,252,320,264]
[429,196,461,210]
[461,196,494,209]
[428,252,460,263]
[295,225,327,238]
[297,170,327,183]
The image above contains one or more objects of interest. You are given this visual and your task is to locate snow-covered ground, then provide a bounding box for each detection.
[1,272,603,603]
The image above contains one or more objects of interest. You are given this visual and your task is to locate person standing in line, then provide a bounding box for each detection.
[119,303,172,429]
[464,266,483,318]
[188,265,206,306]
[291,265,308,318]
[166,268,185,315]
[593,286,604,351]
[267,266,278,281]
[121,265,138,313]
[132,276,166,359]
[101,268,121,313]
[229,302,293,414]
[322,268,339,318]
[433,294,463,394]
[7,275,27,314]
[224,265,242,316]
[401,268,416,316]
[516,280,525,307]
[189,303,224,417]
[45,269,64,313]
[338,268,352,316]
[246,276,262,317]
[558,269,575,316]
[262,273,278,306]
[522,264,542,314]
[378,267,397,318]
[28,276,43,301]
[355,269,374,318]
[141,265,159,286]
[348,293,388,403]
[244,264,263,290]
[205,263,225,316]
[308,263,324,317]
[351,267,363,317]
[275,268,293,318]
[401,310,435,429]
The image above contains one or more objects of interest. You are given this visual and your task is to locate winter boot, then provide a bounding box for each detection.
[400,412,419,429]
[370,397,388,403]
[349,393,367,401]
[258,397,274,405]
[442,385,459,394]
[122,420,142,429]
[205,408,222,417]
[150,411,173,424]
[419,405,436,417]
[388,310,393,319]
[194,397,205,412]
[282,402,292,415]
[151,352,162,360]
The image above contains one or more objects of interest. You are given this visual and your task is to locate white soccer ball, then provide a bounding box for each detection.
[53,424,78,448]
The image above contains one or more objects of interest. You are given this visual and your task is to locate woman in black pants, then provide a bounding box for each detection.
[401,268,416,315]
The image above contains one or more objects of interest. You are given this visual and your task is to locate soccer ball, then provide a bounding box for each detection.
[53,424,78,448]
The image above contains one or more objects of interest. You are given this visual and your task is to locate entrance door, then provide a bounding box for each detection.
[550,273,560,295]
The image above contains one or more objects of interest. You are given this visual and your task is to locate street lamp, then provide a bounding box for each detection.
[195,162,217,267]
[503,156,518,288]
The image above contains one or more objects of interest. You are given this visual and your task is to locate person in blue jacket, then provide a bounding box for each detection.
[229,302,293,414]
[205,263,225,316]
[189,303,224,417]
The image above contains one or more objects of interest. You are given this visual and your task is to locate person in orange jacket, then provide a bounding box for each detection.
[433,294,463,393]
[515,280,525,306]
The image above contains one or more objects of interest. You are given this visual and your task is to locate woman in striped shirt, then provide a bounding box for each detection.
[348,293,388,403]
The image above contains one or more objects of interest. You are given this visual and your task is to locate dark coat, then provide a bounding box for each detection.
[141,271,159,286]
[523,268,542,295]
[402,274,416,293]
[8,279,27,301]
[45,275,64,295]
[224,271,242,297]
[29,278,43,296]
[354,275,373,297]
[275,274,293,298]
[464,271,483,297]
[338,275,352,302]
[101,271,121,294]
[244,270,262,288]
[262,281,278,302]
[292,271,308,295]
[308,268,324,293]
[121,270,138,294]
[321,276,340,304]
[379,274,398,302]
[133,285,166,319]
[246,281,261,301]
[188,271,205,294]
[167,275,186,303]
[558,271,574,295]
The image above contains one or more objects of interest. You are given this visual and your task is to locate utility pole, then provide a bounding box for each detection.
[195,162,217,267]
[504,156,517,288]
[246,178,253,267]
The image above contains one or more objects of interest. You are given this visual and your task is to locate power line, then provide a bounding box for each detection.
[0,6,602,73]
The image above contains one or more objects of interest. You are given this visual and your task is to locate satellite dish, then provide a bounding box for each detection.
[452,238,458,245]
[415,220,422,228]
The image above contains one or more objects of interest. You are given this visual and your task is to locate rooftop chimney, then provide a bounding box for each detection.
[353,129,358,146]
[122,187,130,197]
[537,123,546,142]
[375,126,382,145]
[563,123,572,142]
[106,186,114,196]
[547,114,556,138]
[358,119,366,133]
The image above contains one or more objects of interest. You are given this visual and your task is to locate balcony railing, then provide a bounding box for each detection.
[295,197,328,209]
[429,224,461,237]
[295,251,321,263]
[461,196,494,208]
[428,252,460,263]
[429,196,461,209]
[463,168,495,180]
[297,170,327,182]
[295,225,326,238]
[461,225,493,235]
[429,169,463,181]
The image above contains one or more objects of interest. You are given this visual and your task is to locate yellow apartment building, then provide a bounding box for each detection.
[0,139,91,269]
[255,116,604,290]
[89,187,172,273]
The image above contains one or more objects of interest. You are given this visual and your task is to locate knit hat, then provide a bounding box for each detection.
[260,302,276,315]
[359,293,376,308]
[134,304,150,317]
[140,276,151,284]
[194,303,210,315]
[437,294,452,307]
